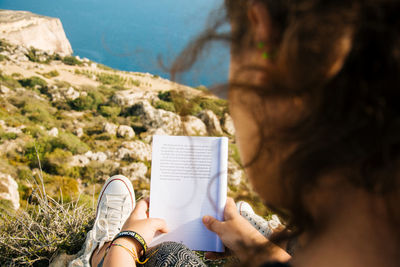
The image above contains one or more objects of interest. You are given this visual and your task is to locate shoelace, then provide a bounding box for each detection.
[241,211,281,238]
[94,193,131,250]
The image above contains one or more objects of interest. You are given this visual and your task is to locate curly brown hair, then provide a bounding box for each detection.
[172,0,400,242]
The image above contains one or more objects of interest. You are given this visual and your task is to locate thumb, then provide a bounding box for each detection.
[149,218,169,233]
[202,215,223,234]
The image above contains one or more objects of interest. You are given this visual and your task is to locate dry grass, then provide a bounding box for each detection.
[0,168,94,266]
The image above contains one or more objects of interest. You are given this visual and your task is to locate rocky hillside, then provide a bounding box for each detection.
[0,11,267,265]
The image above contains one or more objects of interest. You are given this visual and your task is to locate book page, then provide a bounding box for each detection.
[149,135,227,252]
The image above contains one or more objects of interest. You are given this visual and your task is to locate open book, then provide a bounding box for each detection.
[149,135,228,252]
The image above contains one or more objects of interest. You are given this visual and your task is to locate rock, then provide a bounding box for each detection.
[112,90,159,107]
[142,128,168,143]
[228,160,244,187]
[65,87,80,101]
[182,115,207,136]
[49,252,76,267]
[117,125,135,139]
[47,127,59,137]
[130,101,182,135]
[69,155,90,167]
[103,122,118,136]
[84,151,107,162]
[0,10,73,56]
[115,141,152,161]
[48,86,80,102]
[0,140,23,156]
[114,148,131,161]
[121,162,148,181]
[198,110,223,136]
[68,230,95,267]
[222,113,235,136]
[0,85,10,94]
[0,173,20,210]
[0,120,24,135]
[74,127,83,138]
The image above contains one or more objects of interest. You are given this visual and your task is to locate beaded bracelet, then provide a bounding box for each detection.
[112,231,147,260]
[108,243,159,264]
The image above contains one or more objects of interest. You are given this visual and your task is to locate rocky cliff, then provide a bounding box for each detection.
[0,9,73,56]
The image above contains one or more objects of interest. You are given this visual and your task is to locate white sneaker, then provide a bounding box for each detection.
[69,175,135,267]
[236,201,281,238]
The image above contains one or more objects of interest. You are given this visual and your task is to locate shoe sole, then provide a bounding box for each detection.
[95,175,135,218]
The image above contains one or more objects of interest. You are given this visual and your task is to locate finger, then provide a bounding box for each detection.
[133,199,149,217]
[149,218,169,233]
[202,215,223,234]
[224,198,238,220]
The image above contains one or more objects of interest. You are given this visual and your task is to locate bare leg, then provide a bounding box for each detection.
[90,242,111,267]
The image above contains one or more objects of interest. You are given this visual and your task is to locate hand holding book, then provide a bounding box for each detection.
[149,135,228,252]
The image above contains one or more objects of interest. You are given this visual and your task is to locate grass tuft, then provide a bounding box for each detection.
[0,169,94,266]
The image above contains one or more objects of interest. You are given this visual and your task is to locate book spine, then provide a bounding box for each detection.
[216,137,228,252]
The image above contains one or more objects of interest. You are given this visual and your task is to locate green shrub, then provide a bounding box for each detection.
[62,56,82,66]
[154,100,176,112]
[22,101,53,124]
[187,102,203,116]
[229,143,242,166]
[195,85,209,92]
[42,70,60,78]
[0,71,21,89]
[18,76,47,88]
[170,91,200,116]
[43,148,74,176]
[158,91,173,102]
[97,72,125,86]
[112,85,128,91]
[70,91,105,111]
[157,90,227,117]
[51,132,89,155]
[197,97,228,117]
[99,105,121,117]
[0,54,7,62]
[80,161,118,183]
[24,139,53,168]
[94,132,112,140]
[11,73,23,78]
[54,80,72,88]
[98,64,113,71]
[0,39,12,51]
[0,131,17,143]
[44,175,80,200]
[22,126,46,138]
[49,53,62,61]
[17,166,33,180]
[129,79,141,87]
[25,47,42,62]
[85,124,103,135]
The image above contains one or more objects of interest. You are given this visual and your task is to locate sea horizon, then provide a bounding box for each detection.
[0,0,230,88]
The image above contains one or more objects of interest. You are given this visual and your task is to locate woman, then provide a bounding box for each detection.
[81,0,400,266]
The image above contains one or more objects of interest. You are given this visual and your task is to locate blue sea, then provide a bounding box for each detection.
[0,0,230,87]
